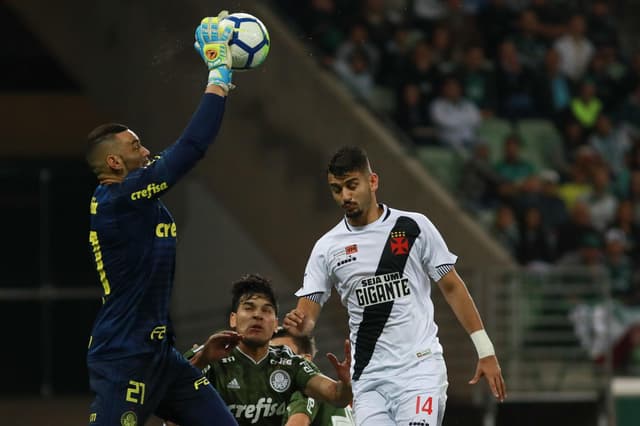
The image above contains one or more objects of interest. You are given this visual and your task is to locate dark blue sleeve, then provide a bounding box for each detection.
[118,93,226,203]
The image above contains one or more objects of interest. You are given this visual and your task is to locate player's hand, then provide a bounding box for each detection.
[283,309,308,336]
[194,10,234,92]
[326,339,351,385]
[469,355,506,402]
[191,330,243,368]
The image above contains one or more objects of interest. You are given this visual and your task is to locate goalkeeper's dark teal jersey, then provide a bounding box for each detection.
[87,94,226,361]
[198,345,320,426]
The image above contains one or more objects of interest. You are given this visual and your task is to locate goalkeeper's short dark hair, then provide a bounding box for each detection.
[230,273,278,315]
[85,123,129,173]
[273,327,317,358]
[327,146,371,177]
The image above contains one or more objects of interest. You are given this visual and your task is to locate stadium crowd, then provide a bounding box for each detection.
[276,0,640,372]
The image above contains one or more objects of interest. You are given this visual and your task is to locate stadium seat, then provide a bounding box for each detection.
[476,118,514,164]
[415,146,463,192]
[516,119,564,170]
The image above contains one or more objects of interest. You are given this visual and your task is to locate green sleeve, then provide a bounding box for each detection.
[293,357,321,391]
[283,391,319,425]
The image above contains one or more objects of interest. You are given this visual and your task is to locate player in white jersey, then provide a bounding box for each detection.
[284,146,506,426]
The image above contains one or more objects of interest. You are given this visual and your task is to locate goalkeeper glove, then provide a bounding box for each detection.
[194,11,234,93]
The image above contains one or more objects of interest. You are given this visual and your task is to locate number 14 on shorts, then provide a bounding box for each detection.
[415,395,433,415]
[409,395,437,426]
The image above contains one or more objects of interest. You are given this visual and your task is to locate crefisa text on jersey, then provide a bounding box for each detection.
[356,272,410,307]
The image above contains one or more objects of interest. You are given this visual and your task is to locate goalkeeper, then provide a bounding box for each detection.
[86,12,238,426]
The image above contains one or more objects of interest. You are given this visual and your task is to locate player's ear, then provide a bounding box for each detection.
[229,312,237,329]
[369,172,379,191]
[106,154,123,171]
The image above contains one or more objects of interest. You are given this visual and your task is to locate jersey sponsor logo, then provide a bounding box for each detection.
[120,411,137,426]
[89,231,111,296]
[269,369,291,392]
[90,197,98,214]
[332,246,357,269]
[356,272,410,307]
[149,325,166,340]
[155,222,177,238]
[228,398,286,424]
[408,421,429,426]
[194,377,210,390]
[130,182,168,200]
[270,357,293,366]
[227,378,240,389]
[390,231,409,255]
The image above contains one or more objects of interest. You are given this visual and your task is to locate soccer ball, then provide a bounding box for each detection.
[220,13,270,70]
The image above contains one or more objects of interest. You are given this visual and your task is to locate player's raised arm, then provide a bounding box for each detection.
[117,11,235,198]
[283,297,323,337]
[303,339,352,407]
[437,267,507,402]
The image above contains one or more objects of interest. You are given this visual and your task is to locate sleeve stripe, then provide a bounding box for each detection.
[434,264,454,280]
[301,292,324,304]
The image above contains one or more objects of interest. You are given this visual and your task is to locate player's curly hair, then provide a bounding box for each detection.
[230,273,279,315]
[327,146,371,177]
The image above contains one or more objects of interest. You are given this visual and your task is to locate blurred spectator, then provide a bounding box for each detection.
[494,134,536,202]
[553,14,595,82]
[607,200,640,262]
[400,40,441,105]
[584,50,620,112]
[628,170,640,225]
[603,228,634,300]
[617,83,640,137]
[561,119,587,163]
[528,0,566,40]
[360,0,395,51]
[430,76,482,151]
[580,165,617,232]
[491,204,521,255]
[533,49,572,119]
[458,142,503,211]
[335,23,380,76]
[569,80,603,131]
[588,114,631,177]
[557,229,604,268]
[556,200,599,258]
[510,9,547,69]
[333,47,375,101]
[496,40,536,118]
[430,24,458,75]
[586,0,618,49]
[622,52,640,97]
[538,169,569,233]
[477,0,516,57]
[395,83,432,144]
[517,206,556,265]
[379,24,419,87]
[458,45,498,116]
[301,0,345,64]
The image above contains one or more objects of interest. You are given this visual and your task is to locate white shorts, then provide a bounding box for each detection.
[352,355,448,426]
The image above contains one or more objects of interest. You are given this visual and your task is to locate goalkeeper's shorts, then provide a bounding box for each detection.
[88,346,236,425]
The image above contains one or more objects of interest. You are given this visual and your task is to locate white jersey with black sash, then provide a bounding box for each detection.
[296,204,457,381]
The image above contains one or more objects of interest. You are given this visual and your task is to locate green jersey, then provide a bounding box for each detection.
[199,345,320,426]
[284,391,355,426]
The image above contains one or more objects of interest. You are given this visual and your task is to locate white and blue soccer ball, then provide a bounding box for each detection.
[221,13,270,70]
